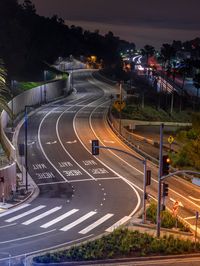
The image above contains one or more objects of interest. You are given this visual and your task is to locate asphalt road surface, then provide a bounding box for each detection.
[0,70,140,265]
[0,70,200,265]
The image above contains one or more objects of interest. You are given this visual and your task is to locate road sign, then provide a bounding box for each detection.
[168,135,174,144]
[113,100,126,112]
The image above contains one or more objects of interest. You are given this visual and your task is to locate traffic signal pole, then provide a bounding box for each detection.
[156,123,164,238]
[142,159,147,223]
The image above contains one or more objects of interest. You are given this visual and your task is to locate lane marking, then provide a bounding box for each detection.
[170,198,184,207]
[37,95,87,184]
[79,213,114,234]
[66,140,77,144]
[40,209,79,228]
[106,216,131,232]
[0,223,17,229]
[3,234,94,261]
[60,211,96,232]
[56,111,98,181]
[0,229,56,244]
[103,140,115,144]
[184,216,196,220]
[37,181,68,186]
[22,206,62,225]
[0,204,30,218]
[189,196,200,202]
[6,205,46,222]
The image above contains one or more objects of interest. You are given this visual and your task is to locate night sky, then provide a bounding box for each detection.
[28,0,200,49]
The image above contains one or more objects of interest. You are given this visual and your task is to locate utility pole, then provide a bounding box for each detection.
[119,81,122,134]
[25,106,28,191]
[156,123,164,237]
[142,159,147,223]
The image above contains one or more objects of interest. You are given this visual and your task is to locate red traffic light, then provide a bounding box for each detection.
[162,155,170,176]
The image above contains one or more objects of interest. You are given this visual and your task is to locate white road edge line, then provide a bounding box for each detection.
[0,229,56,244]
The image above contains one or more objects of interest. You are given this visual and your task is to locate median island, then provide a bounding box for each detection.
[33,227,199,264]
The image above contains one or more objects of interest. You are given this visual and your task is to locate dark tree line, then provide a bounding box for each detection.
[0,0,135,80]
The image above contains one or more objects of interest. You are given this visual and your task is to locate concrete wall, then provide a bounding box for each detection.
[0,78,68,199]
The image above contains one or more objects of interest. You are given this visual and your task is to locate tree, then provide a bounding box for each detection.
[0,59,13,118]
[141,45,155,65]
[193,73,200,109]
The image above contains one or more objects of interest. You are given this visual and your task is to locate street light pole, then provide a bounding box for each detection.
[156,123,164,237]
[142,159,147,223]
[24,106,28,191]
[44,70,47,104]
[119,81,122,134]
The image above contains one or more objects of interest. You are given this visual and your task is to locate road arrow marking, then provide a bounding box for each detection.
[66,140,77,144]
[170,198,184,207]
[46,141,57,145]
[103,140,115,144]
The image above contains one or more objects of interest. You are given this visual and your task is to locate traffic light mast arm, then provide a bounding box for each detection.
[94,145,145,163]
[161,170,200,180]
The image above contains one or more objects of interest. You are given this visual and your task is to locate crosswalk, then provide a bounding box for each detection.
[0,204,123,235]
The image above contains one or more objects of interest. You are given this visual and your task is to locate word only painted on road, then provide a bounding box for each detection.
[82,160,97,166]
[63,170,82,176]
[58,161,73,168]
[36,172,55,179]
[90,168,109,175]
[33,164,47,170]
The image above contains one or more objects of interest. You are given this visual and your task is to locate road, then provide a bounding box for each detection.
[0,69,200,265]
[0,70,140,265]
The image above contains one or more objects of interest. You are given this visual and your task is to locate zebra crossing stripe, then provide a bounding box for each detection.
[0,204,30,218]
[79,213,114,234]
[22,206,62,225]
[60,211,96,232]
[5,205,46,223]
[40,209,79,228]
[105,216,131,232]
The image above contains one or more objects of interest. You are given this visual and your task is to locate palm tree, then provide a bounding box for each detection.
[193,73,200,110]
[0,59,13,118]
[141,45,155,66]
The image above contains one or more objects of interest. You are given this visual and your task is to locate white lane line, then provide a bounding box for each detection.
[22,206,62,225]
[79,213,114,234]
[37,95,86,184]
[37,181,67,186]
[56,112,97,181]
[189,196,200,202]
[40,209,79,228]
[0,223,17,229]
[60,211,96,232]
[6,205,46,222]
[106,216,131,232]
[68,177,121,183]
[0,229,56,244]
[0,204,30,218]
[184,216,196,220]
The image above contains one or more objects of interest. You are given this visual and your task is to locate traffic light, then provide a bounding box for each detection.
[162,155,170,176]
[0,177,4,183]
[162,182,169,197]
[146,170,151,186]
[92,140,99,155]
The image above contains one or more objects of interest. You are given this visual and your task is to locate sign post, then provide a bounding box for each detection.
[168,135,174,152]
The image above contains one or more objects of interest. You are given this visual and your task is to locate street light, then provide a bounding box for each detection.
[24,105,34,191]
[44,70,47,104]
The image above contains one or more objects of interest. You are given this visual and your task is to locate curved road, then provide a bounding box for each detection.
[0,70,140,265]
